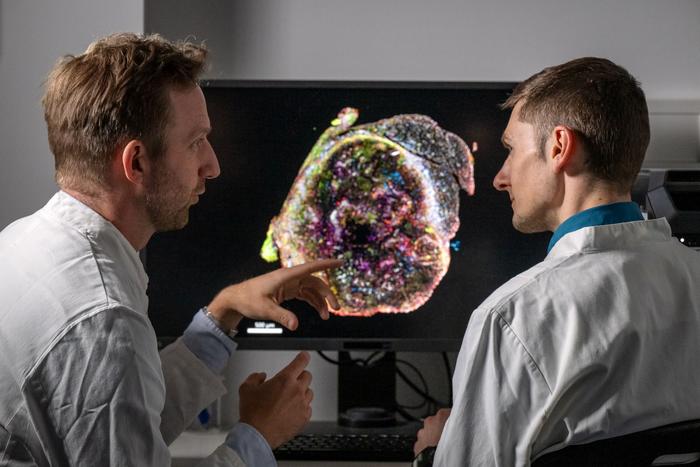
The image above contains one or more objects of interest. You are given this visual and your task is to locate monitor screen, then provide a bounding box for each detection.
[144,81,550,351]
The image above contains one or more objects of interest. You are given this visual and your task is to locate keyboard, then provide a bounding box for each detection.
[274,431,417,462]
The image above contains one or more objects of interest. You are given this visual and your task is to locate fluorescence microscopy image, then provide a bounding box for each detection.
[261,108,475,317]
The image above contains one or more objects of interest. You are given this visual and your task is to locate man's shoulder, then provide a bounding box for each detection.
[0,196,150,382]
[0,194,92,261]
[475,255,565,318]
[469,251,599,350]
[0,200,103,305]
[0,192,148,318]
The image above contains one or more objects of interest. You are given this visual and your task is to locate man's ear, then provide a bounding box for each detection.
[120,139,150,188]
[548,125,579,174]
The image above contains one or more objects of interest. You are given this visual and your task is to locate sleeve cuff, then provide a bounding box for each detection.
[181,309,237,374]
[225,422,276,467]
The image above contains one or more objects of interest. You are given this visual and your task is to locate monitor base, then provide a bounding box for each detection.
[338,406,397,428]
[337,351,398,428]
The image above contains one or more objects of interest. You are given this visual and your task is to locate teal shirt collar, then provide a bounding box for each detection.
[547,202,644,253]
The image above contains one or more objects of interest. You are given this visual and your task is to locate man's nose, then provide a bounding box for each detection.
[203,141,221,180]
[493,161,509,192]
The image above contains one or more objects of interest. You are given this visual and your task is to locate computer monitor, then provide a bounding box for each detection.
[144,80,550,352]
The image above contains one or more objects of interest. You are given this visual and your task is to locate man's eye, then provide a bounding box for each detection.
[192,138,204,149]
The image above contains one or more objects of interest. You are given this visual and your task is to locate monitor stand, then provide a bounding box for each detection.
[337,351,398,428]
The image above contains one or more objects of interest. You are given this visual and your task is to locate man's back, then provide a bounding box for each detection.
[0,192,162,465]
[438,218,700,466]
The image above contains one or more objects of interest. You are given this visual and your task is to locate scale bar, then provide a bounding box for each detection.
[246,328,283,335]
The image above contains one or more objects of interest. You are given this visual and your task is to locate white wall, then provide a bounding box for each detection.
[1,0,699,426]
[145,0,700,100]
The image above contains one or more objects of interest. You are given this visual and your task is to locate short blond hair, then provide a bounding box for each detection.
[42,33,208,192]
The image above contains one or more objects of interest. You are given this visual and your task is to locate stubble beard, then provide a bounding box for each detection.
[145,166,191,232]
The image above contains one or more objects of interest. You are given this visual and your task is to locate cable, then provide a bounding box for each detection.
[442,352,453,404]
[316,350,342,365]
[317,350,366,366]
[317,350,448,418]
[395,366,444,409]
[361,350,384,367]
[395,359,449,408]
[317,350,386,367]
[393,403,420,422]
[389,357,431,413]
[398,398,428,410]
[395,358,430,399]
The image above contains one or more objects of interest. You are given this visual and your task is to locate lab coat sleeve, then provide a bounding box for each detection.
[162,320,275,466]
[28,307,252,466]
[196,444,247,467]
[159,338,228,445]
[27,307,173,465]
[434,306,552,467]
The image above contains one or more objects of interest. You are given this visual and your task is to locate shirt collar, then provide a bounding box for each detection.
[548,202,644,253]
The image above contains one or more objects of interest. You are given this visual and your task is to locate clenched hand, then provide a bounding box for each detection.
[238,351,315,449]
[414,408,451,456]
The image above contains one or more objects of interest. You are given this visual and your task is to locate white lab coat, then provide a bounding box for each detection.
[436,218,700,466]
[0,192,245,466]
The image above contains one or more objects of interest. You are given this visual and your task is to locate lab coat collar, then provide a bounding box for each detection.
[548,202,644,253]
[45,191,149,291]
[547,217,672,260]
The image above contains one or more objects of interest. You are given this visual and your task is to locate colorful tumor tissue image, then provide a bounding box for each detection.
[261,108,475,317]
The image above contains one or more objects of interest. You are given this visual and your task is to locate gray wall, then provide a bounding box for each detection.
[0,0,143,228]
[144,0,700,99]
[145,0,700,165]
[1,0,699,426]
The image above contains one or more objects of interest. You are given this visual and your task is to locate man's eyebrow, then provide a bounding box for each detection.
[188,125,212,139]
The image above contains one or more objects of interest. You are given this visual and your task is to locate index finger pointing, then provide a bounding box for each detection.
[280,351,311,378]
[271,259,343,284]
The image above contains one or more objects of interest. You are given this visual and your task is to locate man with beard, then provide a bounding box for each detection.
[0,33,340,466]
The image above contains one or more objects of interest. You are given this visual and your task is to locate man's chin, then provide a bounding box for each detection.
[512,216,547,234]
[153,211,190,233]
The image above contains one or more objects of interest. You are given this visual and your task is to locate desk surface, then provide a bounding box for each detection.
[170,422,415,467]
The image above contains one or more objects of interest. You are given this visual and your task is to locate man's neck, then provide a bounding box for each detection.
[553,180,631,230]
[562,193,631,218]
[63,187,154,250]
